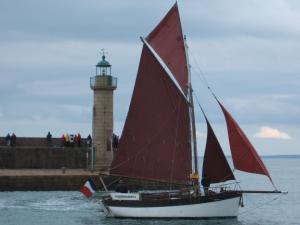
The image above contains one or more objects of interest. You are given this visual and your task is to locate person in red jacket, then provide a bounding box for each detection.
[76,133,81,147]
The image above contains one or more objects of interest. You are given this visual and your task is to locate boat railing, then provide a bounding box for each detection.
[103,182,241,202]
[139,183,241,201]
[203,182,240,194]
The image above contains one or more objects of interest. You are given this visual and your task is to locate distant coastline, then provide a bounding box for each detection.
[198,154,300,159]
[261,154,300,159]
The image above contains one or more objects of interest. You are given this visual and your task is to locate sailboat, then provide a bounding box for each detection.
[100,3,285,218]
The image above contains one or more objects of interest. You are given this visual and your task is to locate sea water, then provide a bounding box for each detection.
[0,157,299,225]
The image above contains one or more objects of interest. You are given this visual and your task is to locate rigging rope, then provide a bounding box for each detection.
[188,47,213,93]
[239,193,285,217]
[193,91,236,183]
[188,46,278,190]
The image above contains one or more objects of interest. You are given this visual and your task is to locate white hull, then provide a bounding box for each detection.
[101,196,241,218]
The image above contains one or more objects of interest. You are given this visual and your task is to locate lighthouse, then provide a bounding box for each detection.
[90,52,117,171]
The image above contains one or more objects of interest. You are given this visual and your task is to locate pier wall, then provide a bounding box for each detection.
[0,147,87,169]
[0,137,88,147]
[0,137,89,169]
[0,137,96,191]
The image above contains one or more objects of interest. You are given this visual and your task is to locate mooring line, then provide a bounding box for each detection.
[239,193,285,217]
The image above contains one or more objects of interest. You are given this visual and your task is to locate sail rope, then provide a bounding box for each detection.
[102,177,121,189]
[188,46,278,190]
[239,193,285,217]
[188,48,212,91]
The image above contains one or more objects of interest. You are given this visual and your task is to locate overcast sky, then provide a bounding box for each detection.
[0,0,299,155]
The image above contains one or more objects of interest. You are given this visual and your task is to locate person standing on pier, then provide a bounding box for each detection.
[5,133,11,146]
[11,133,16,147]
[46,131,52,146]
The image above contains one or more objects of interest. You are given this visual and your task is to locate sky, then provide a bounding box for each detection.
[0,0,299,156]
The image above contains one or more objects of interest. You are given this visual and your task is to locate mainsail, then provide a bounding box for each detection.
[110,44,191,184]
[216,99,273,183]
[202,114,235,183]
[146,3,188,94]
[146,2,199,176]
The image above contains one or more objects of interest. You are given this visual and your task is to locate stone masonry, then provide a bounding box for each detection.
[91,75,117,172]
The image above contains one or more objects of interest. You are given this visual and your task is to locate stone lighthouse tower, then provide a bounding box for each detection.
[90,52,117,172]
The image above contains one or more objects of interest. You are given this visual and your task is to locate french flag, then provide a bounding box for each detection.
[80,178,97,198]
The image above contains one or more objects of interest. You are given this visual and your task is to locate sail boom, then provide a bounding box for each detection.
[238,190,288,194]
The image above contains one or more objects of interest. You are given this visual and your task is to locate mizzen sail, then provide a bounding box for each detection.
[216,99,273,183]
[146,3,188,94]
[110,44,191,184]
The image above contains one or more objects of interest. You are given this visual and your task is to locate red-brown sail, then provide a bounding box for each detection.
[146,3,188,94]
[202,115,235,183]
[110,44,191,184]
[217,100,273,183]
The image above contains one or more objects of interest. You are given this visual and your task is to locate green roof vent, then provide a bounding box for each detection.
[97,55,111,67]
[96,50,111,76]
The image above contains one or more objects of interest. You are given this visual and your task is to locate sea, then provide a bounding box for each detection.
[0,156,299,225]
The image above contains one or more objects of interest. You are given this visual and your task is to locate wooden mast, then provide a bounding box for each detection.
[190,89,199,175]
[184,35,199,181]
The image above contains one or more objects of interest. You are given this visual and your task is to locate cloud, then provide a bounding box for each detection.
[223,94,300,124]
[254,126,292,139]
[184,0,300,39]
[189,37,300,74]
[0,0,173,42]
[2,0,300,43]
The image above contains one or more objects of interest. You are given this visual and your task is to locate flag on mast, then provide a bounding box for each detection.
[80,178,97,198]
